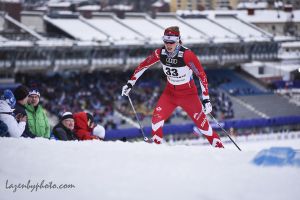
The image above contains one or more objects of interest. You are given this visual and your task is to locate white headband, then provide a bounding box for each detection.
[162,35,179,43]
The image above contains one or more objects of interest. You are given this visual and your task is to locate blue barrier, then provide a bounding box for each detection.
[273,80,300,89]
[252,147,300,167]
[105,115,300,141]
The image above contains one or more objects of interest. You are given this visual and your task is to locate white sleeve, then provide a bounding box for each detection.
[5,115,26,138]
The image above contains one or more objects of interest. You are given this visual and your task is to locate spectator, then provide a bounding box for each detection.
[13,85,29,117]
[13,85,36,138]
[0,89,26,137]
[52,112,77,141]
[25,89,50,138]
[73,111,103,140]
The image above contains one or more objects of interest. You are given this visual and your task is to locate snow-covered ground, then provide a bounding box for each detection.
[0,135,300,200]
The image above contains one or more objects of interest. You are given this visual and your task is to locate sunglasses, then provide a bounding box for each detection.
[164,41,176,44]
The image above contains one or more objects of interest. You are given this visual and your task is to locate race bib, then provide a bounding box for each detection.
[162,65,193,85]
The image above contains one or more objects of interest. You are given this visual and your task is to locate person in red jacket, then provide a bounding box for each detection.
[122,26,224,147]
[73,112,101,140]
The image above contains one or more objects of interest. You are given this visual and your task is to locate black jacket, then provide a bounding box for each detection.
[52,122,77,141]
[13,103,27,116]
[13,103,36,138]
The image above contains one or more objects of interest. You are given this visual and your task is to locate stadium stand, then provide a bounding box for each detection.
[206,69,266,95]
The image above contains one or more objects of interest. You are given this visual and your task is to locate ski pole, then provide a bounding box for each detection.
[208,113,242,151]
[127,95,150,142]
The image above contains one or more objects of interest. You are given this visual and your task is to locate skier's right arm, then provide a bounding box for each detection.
[122,49,161,96]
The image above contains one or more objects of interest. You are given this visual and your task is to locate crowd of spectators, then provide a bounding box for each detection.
[0,85,105,141]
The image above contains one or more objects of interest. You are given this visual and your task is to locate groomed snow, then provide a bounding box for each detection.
[0,137,299,200]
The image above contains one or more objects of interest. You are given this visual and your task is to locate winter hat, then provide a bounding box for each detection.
[60,112,74,121]
[29,89,40,97]
[164,26,180,37]
[1,89,16,108]
[93,124,105,139]
[163,26,181,44]
[13,85,29,101]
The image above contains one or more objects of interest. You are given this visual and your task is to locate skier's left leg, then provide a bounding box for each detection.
[180,95,224,148]
[151,93,177,144]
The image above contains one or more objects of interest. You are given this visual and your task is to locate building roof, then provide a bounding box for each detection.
[86,14,145,45]
[44,16,108,41]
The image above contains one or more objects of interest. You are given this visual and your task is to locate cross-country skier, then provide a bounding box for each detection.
[122,26,224,148]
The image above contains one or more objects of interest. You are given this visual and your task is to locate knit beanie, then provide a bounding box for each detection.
[29,89,40,97]
[60,112,74,121]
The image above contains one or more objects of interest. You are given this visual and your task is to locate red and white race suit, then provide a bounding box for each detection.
[128,45,223,147]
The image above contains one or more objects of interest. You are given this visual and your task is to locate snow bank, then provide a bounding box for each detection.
[0,137,300,200]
